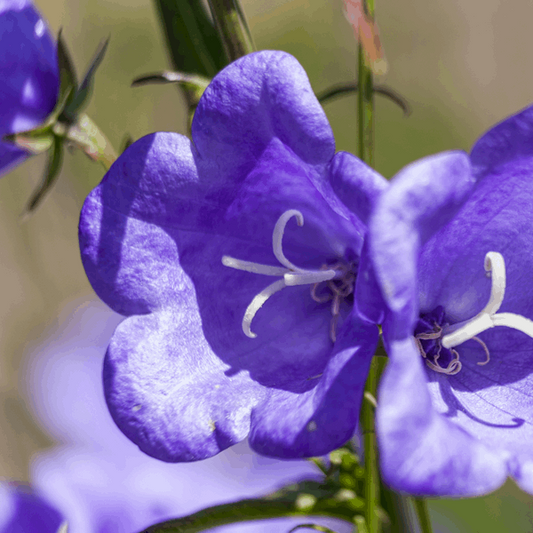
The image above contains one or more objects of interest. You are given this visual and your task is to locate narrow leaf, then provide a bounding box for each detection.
[23,136,63,215]
[56,31,78,110]
[63,37,110,118]
[318,83,411,116]
[132,71,210,105]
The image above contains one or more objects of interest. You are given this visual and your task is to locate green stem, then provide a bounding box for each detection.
[207,0,255,62]
[357,39,374,165]
[361,357,382,533]
[413,498,434,533]
[358,1,379,532]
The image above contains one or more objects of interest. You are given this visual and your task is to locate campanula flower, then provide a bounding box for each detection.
[366,106,533,496]
[0,0,58,173]
[79,50,386,462]
[23,300,349,533]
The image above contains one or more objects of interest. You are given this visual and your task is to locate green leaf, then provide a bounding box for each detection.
[63,37,110,119]
[140,480,357,533]
[23,136,63,215]
[132,71,210,106]
[318,83,411,117]
[153,0,227,78]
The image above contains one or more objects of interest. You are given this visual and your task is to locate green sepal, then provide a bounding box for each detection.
[56,30,78,112]
[62,37,110,121]
[153,0,227,78]
[132,71,210,106]
[23,135,63,215]
[3,133,54,155]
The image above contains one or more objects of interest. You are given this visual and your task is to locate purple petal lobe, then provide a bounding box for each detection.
[192,51,335,179]
[104,307,267,462]
[378,334,508,496]
[369,151,474,338]
[354,240,385,324]
[249,312,378,457]
[329,151,388,224]
[471,104,533,177]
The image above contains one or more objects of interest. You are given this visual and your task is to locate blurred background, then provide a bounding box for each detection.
[1,0,533,530]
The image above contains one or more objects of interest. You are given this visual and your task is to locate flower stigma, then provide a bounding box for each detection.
[415,251,533,375]
[222,209,355,341]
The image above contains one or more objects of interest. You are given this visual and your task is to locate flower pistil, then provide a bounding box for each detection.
[416,251,533,375]
[222,209,354,340]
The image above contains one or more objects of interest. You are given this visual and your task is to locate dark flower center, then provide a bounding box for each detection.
[414,252,533,375]
[414,306,464,375]
[311,261,357,342]
[221,209,357,342]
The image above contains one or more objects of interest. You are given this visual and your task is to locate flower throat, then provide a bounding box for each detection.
[416,252,533,375]
[222,209,355,341]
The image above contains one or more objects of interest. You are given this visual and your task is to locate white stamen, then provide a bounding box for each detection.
[284,270,336,286]
[221,256,288,276]
[442,252,533,349]
[242,279,287,338]
[471,336,490,365]
[222,209,345,339]
[492,313,533,337]
[272,210,306,272]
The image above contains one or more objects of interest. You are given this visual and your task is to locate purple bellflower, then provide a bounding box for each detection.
[0,0,58,173]
[365,106,533,496]
[20,299,351,533]
[79,50,386,462]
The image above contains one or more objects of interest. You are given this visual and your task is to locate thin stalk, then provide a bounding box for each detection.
[413,498,434,533]
[358,1,378,531]
[357,37,374,164]
[361,356,383,533]
[207,0,255,61]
